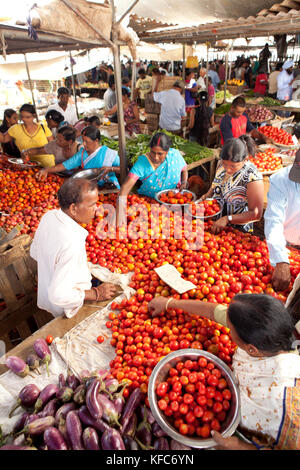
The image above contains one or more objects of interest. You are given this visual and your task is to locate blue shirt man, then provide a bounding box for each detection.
[153,81,186,132]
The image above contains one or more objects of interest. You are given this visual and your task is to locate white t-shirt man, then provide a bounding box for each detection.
[30,209,92,318]
[46,102,78,126]
[153,88,186,131]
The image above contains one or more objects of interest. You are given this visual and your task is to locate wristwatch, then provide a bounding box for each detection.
[227,215,233,223]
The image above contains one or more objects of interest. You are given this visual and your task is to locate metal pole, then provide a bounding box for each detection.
[111,0,127,185]
[171,60,174,76]
[69,52,79,120]
[24,53,38,121]
[131,59,136,101]
[206,44,209,90]
[223,47,229,104]
[182,44,186,81]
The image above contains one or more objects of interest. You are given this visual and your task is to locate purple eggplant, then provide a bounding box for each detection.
[73,384,86,405]
[9,384,41,417]
[86,379,103,420]
[111,381,128,415]
[170,439,192,450]
[66,410,84,450]
[82,427,100,450]
[13,412,30,434]
[122,412,137,437]
[98,393,120,427]
[24,413,41,427]
[40,398,58,418]
[66,371,80,391]
[135,406,153,449]
[5,356,33,378]
[44,427,68,450]
[26,354,41,375]
[33,339,51,377]
[123,434,140,450]
[152,421,168,438]
[23,416,55,435]
[120,387,143,432]
[0,444,37,450]
[58,373,66,388]
[138,405,155,425]
[56,386,74,403]
[34,384,58,413]
[104,378,120,395]
[77,406,110,434]
[154,437,169,450]
[54,402,76,426]
[13,434,30,446]
[101,428,125,450]
[57,417,71,450]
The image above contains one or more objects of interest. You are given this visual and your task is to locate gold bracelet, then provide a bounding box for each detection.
[166,297,174,311]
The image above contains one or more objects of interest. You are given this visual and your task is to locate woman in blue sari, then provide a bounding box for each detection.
[119,132,188,199]
[36,126,120,189]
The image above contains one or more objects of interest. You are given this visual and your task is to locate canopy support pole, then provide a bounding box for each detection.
[182,44,186,81]
[223,46,229,104]
[206,43,209,90]
[111,0,127,185]
[131,59,136,101]
[116,0,140,25]
[69,51,79,120]
[24,53,38,121]
[171,60,174,76]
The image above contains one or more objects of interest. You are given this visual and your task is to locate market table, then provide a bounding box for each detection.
[186,148,220,185]
[0,300,111,376]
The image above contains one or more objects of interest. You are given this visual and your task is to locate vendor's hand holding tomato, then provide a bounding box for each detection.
[272,262,291,292]
[36,168,49,181]
[95,282,118,301]
[148,297,169,317]
[211,216,228,234]
[179,180,188,191]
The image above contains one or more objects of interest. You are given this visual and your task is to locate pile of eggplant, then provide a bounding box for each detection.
[0,369,191,451]
[5,339,52,379]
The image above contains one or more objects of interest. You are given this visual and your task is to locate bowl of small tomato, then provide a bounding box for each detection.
[155,189,196,208]
[187,198,223,221]
[147,349,240,449]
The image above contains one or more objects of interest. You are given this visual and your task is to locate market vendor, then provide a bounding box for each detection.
[200,135,264,234]
[36,126,120,189]
[0,103,54,167]
[104,87,141,137]
[45,109,68,138]
[277,60,295,102]
[264,151,300,292]
[46,87,78,126]
[0,108,21,158]
[25,126,81,166]
[135,68,152,107]
[148,293,300,450]
[30,178,118,318]
[219,96,272,145]
[117,132,188,200]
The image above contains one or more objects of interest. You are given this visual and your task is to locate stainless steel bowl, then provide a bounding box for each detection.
[187,198,223,220]
[7,157,40,168]
[155,189,196,208]
[148,349,240,449]
[71,168,104,181]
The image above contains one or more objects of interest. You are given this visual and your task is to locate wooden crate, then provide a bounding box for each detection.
[0,234,52,351]
[156,76,181,92]
[146,113,159,132]
[145,95,161,114]
[221,84,245,95]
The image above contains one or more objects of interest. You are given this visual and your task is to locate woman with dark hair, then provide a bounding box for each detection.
[104,87,141,136]
[200,135,264,234]
[0,103,54,167]
[37,125,120,189]
[118,131,188,199]
[45,109,68,137]
[148,293,300,450]
[26,126,80,165]
[188,90,214,146]
[0,108,21,158]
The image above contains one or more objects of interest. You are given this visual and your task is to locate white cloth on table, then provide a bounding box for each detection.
[46,102,78,126]
[30,209,91,318]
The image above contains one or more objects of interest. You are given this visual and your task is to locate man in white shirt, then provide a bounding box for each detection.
[103,75,116,111]
[264,151,300,292]
[30,178,117,318]
[197,68,207,91]
[47,87,78,126]
[277,60,295,102]
[153,79,186,133]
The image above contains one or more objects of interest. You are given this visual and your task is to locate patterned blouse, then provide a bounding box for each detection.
[211,160,263,232]
[124,101,141,136]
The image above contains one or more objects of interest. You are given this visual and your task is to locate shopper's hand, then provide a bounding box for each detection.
[100,166,111,178]
[147,297,169,317]
[211,216,228,234]
[95,283,118,301]
[272,262,291,292]
[36,168,49,181]
[179,181,188,191]
[211,431,256,450]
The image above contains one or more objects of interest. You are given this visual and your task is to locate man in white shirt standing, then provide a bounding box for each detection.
[47,87,78,126]
[277,60,295,102]
[264,150,300,292]
[153,79,186,134]
[30,178,117,318]
[197,68,207,91]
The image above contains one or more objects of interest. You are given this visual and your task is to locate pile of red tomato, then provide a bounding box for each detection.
[249,148,283,173]
[158,190,194,205]
[156,356,232,437]
[259,126,294,146]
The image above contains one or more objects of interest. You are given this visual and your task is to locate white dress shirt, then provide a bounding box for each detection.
[30,209,92,318]
[46,102,78,126]
[264,166,300,265]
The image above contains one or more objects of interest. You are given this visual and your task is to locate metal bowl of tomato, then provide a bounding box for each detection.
[155,189,196,208]
[187,198,223,220]
[147,349,241,449]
